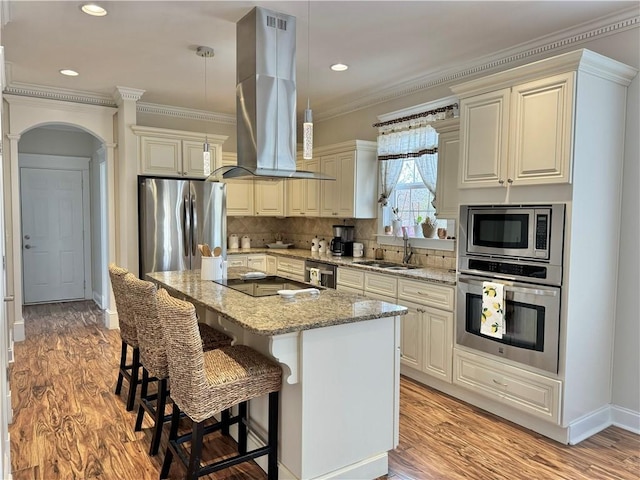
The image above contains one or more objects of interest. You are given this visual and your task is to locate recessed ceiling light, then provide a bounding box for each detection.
[330,63,349,72]
[81,4,108,16]
[60,69,79,77]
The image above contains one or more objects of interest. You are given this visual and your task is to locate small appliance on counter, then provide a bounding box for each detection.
[241,235,251,249]
[311,237,319,252]
[330,225,354,256]
[353,242,364,258]
[228,234,239,249]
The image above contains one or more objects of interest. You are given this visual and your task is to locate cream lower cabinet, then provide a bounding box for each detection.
[453,348,562,423]
[228,253,268,272]
[246,254,267,271]
[318,141,378,218]
[266,256,277,275]
[397,278,455,383]
[227,255,248,268]
[276,257,305,281]
[132,125,226,178]
[455,71,575,188]
[398,302,423,370]
[336,267,364,293]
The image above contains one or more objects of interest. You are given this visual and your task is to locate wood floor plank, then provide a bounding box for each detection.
[9,300,640,480]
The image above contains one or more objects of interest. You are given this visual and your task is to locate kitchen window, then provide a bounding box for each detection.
[376,105,457,244]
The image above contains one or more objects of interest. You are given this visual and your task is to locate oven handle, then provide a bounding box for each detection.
[458,276,558,297]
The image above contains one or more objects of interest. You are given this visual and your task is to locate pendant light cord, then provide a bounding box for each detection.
[307,0,311,107]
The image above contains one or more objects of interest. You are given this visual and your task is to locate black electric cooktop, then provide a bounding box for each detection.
[212,275,317,297]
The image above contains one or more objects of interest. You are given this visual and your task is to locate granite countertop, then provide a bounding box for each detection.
[227,247,457,286]
[147,268,407,337]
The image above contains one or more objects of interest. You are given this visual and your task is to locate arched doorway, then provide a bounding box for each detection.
[18,124,106,306]
[4,95,118,340]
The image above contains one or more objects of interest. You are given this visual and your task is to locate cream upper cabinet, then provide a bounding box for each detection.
[432,118,460,219]
[317,140,377,219]
[458,88,511,188]
[455,72,575,188]
[222,152,284,216]
[286,155,320,216]
[222,152,254,216]
[509,73,574,185]
[255,179,285,216]
[132,125,226,178]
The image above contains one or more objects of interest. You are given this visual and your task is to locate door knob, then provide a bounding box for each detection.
[24,244,32,249]
[24,235,30,240]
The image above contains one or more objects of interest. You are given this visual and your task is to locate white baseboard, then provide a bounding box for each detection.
[567,405,611,445]
[104,308,119,330]
[12,320,24,342]
[611,405,640,434]
[217,411,389,480]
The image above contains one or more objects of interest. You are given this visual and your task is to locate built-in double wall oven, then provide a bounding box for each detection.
[457,204,565,373]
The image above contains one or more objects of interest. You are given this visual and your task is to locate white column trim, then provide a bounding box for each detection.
[6,134,24,342]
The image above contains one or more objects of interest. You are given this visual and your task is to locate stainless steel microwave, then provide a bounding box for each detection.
[459,204,565,264]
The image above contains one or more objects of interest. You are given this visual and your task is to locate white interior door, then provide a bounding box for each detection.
[21,168,85,303]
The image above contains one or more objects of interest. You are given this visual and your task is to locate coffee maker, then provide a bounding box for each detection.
[330,225,354,256]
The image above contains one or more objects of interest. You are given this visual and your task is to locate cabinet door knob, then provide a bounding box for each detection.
[507,178,513,184]
[498,179,505,185]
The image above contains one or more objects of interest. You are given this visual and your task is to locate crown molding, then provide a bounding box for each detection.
[3,7,637,125]
[316,7,639,122]
[136,102,236,125]
[4,81,117,107]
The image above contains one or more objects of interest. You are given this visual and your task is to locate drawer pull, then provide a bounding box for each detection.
[417,291,429,296]
[493,379,508,387]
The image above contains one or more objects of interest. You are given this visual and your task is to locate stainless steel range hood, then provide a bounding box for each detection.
[212,6,332,181]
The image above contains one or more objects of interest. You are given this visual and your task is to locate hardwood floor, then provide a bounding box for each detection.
[9,301,640,480]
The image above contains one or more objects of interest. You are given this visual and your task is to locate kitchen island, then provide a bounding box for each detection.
[147,268,407,480]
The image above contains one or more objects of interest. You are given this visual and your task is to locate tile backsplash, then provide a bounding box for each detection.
[227,216,456,270]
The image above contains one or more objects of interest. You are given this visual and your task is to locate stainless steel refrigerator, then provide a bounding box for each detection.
[138,177,227,275]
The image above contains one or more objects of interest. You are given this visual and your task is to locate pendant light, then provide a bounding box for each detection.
[302,1,313,160]
[197,46,215,176]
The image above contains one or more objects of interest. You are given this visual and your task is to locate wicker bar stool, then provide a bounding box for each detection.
[108,263,142,411]
[124,275,233,456]
[156,289,282,480]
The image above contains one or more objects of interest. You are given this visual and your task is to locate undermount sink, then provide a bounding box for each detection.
[353,261,419,270]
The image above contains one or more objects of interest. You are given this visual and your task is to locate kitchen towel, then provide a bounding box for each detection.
[481,281,505,339]
[309,267,320,286]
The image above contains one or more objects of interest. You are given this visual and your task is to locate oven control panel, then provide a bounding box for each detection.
[467,258,548,279]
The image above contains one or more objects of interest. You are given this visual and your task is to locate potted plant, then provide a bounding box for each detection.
[421,215,437,238]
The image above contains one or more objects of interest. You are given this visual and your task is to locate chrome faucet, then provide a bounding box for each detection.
[402,230,413,264]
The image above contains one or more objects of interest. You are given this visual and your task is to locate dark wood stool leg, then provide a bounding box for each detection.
[126,347,140,411]
[135,368,150,431]
[115,341,127,394]
[187,420,205,480]
[160,403,181,479]
[149,378,168,456]
[238,402,248,454]
[267,391,279,480]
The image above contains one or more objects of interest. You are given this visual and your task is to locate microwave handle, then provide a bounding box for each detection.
[458,276,558,297]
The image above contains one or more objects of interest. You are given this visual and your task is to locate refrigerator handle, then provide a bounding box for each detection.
[190,195,197,256]
[183,196,190,258]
